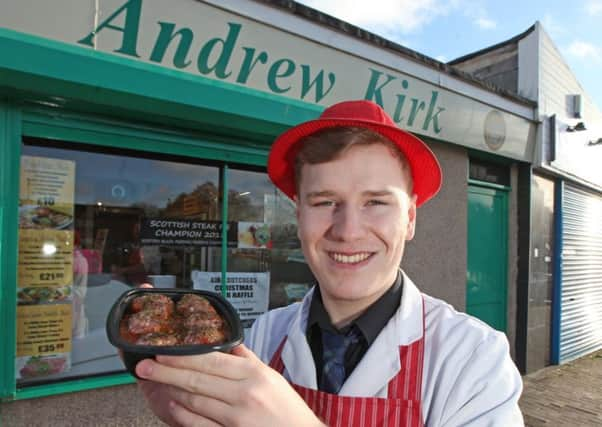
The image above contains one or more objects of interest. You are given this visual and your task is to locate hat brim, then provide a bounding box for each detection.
[268,118,442,207]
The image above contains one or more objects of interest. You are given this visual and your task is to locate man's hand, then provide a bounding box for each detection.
[136,344,325,427]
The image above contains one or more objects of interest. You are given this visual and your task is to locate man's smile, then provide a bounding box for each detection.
[328,251,375,264]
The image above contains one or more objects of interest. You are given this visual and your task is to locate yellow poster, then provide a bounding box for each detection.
[19,155,75,218]
[16,304,72,357]
[18,155,75,293]
[18,229,74,291]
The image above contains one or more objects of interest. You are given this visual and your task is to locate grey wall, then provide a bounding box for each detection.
[451,43,519,94]
[403,141,468,311]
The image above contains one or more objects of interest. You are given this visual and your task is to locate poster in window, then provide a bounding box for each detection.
[18,155,75,291]
[237,222,272,249]
[140,218,238,247]
[17,156,75,380]
[15,304,72,380]
[191,271,270,330]
[19,156,75,230]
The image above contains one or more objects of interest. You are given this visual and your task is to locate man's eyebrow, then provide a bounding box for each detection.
[304,190,395,199]
[305,191,337,199]
[363,190,394,197]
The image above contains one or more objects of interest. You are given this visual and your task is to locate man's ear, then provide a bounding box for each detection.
[406,194,417,241]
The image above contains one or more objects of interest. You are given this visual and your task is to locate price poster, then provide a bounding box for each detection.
[18,229,74,290]
[19,155,75,213]
[15,304,72,380]
[16,156,75,380]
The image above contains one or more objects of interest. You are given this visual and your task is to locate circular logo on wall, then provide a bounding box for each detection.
[483,110,506,151]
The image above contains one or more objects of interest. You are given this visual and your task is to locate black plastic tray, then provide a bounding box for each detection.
[106,288,243,377]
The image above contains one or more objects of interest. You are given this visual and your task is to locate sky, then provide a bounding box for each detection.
[295,0,602,110]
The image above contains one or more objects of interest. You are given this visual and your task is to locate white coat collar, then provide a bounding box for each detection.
[281,271,425,396]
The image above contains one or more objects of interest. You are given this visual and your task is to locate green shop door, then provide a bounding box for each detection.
[467,184,508,332]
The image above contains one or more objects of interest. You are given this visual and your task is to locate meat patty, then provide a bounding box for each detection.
[130,294,174,319]
[136,332,180,346]
[181,327,226,345]
[183,310,225,330]
[176,294,216,316]
[127,310,172,335]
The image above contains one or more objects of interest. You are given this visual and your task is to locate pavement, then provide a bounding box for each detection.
[519,349,602,426]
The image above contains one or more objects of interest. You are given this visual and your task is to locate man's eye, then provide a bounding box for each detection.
[366,199,387,206]
[313,200,335,207]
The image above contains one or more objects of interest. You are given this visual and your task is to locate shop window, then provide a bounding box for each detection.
[16,137,313,387]
[469,157,510,186]
[191,168,315,330]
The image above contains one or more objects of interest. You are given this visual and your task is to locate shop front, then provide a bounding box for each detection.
[0,0,536,419]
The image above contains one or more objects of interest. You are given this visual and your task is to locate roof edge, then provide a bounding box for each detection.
[448,23,537,65]
[252,0,536,107]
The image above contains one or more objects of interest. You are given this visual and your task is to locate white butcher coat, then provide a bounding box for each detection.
[245,271,524,426]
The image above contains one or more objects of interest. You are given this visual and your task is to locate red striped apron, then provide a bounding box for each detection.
[269,307,425,427]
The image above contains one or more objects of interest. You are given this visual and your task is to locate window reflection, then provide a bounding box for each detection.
[226,169,314,330]
[18,139,221,385]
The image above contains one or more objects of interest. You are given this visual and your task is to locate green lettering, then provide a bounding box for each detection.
[422,91,445,133]
[77,0,141,57]
[300,65,336,102]
[393,80,410,123]
[198,22,241,79]
[150,22,193,68]
[393,95,406,123]
[267,59,295,93]
[407,98,426,126]
[236,47,268,84]
[363,69,396,107]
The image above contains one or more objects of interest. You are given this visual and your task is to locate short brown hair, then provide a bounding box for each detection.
[294,126,413,195]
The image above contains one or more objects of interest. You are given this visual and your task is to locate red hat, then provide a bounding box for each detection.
[267,100,442,207]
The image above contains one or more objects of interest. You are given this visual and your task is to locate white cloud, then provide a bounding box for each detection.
[297,0,459,35]
[475,17,496,29]
[458,1,496,30]
[566,41,602,62]
[435,55,448,62]
[585,0,602,15]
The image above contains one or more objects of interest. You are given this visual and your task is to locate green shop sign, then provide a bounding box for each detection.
[77,0,444,134]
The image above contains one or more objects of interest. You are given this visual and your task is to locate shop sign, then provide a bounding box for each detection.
[140,218,273,249]
[140,218,238,247]
[0,0,535,161]
[191,271,270,330]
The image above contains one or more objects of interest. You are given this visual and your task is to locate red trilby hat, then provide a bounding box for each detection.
[267,100,442,207]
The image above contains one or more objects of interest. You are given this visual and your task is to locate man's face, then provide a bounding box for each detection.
[296,143,416,319]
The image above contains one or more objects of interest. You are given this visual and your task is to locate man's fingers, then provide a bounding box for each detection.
[155,350,252,380]
[136,358,237,402]
[230,343,257,359]
[168,388,231,427]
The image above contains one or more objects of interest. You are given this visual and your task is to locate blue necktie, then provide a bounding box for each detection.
[321,328,359,393]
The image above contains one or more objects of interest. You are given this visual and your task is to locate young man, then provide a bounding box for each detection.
[136,100,524,426]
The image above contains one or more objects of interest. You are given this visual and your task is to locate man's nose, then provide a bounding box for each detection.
[328,205,365,241]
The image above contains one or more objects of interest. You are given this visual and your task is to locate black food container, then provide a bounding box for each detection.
[106,288,243,377]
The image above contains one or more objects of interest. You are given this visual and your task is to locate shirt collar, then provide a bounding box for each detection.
[306,271,403,346]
